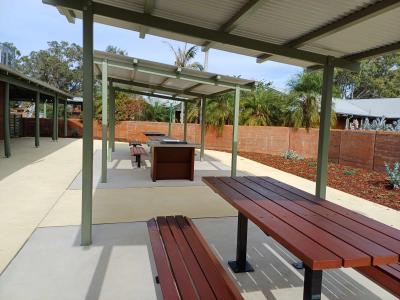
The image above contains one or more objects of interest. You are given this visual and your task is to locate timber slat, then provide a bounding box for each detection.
[253,177,400,257]
[261,176,400,241]
[221,177,371,267]
[241,177,398,265]
[165,216,216,300]
[203,177,342,270]
[157,217,198,299]
[147,219,180,300]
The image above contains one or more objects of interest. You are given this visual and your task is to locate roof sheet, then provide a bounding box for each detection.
[94,50,255,101]
[0,64,72,98]
[48,0,400,69]
[334,98,400,118]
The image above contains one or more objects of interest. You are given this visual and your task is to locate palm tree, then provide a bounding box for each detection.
[205,94,233,134]
[240,82,273,126]
[165,42,204,70]
[285,71,337,128]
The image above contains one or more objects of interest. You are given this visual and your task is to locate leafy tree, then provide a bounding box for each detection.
[105,45,128,56]
[240,82,285,126]
[0,42,21,67]
[285,71,337,128]
[336,54,400,98]
[165,42,203,70]
[19,41,83,94]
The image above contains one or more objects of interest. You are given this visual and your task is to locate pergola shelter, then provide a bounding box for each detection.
[93,50,255,183]
[0,64,72,157]
[44,0,400,271]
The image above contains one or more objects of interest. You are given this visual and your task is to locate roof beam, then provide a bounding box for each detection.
[42,0,359,71]
[57,7,75,23]
[94,57,255,90]
[307,40,400,71]
[0,74,57,98]
[257,0,400,63]
[139,0,156,39]
[107,77,203,98]
[114,87,193,102]
[202,0,267,52]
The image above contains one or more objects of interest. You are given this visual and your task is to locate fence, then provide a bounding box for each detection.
[21,119,400,173]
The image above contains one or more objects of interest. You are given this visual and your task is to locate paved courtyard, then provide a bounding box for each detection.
[0,137,399,299]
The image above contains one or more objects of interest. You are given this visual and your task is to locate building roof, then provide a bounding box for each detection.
[0,63,72,99]
[334,98,400,119]
[94,50,255,101]
[45,0,400,71]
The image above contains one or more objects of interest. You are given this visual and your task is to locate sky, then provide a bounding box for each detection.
[0,0,302,91]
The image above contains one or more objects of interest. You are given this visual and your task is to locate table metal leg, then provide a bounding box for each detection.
[228,212,254,273]
[303,266,322,300]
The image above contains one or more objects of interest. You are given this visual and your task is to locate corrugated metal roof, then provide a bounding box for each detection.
[0,63,72,98]
[94,50,255,101]
[334,98,400,118]
[47,0,400,69]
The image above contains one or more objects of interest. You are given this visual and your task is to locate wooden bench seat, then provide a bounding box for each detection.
[147,216,243,300]
[356,263,400,298]
[130,146,146,167]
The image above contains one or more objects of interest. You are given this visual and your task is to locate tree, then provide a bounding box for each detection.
[19,41,83,95]
[205,94,233,134]
[285,71,337,128]
[240,82,285,126]
[145,101,170,122]
[335,54,400,99]
[0,42,21,67]
[105,45,128,56]
[165,42,203,70]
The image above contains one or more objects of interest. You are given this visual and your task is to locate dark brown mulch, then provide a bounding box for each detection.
[239,151,400,211]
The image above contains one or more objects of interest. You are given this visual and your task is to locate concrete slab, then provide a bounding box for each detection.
[0,218,396,300]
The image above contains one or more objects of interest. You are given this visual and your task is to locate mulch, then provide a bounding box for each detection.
[239,151,400,211]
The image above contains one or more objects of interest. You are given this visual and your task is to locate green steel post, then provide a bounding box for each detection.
[231,86,240,176]
[52,95,57,141]
[35,91,40,147]
[316,56,335,199]
[64,100,68,137]
[109,82,115,153]
[101,59,108,183]
[3,82,11,157]
[183,101,188,142]
[168,102,172,136]
[200,97,206,161]
[81,0,94,246]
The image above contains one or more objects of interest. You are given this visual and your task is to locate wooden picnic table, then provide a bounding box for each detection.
[203,176,400,300]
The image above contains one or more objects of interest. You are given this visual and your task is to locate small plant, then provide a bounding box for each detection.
[343,168,356,176]
[308,161,317,168]
[282,150,304,160]
[385,162,400,189]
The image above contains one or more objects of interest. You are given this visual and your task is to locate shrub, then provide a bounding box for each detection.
[282,150,304,160]
[385,162,400,189]
[343,168,356,176]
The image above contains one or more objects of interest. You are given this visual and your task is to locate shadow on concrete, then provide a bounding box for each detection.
[0,137,76,181]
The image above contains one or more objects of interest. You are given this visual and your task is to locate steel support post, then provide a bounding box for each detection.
[303,266,322,300]
[316,56,334,199]
[108,81,115,155]
[81,0,94,246]
[3,82,11,157]
[168,102,173,136]
[231,85,240,177]
[35,91,40,147]
[228,212,254,273]
[200,97,206,161]
[64,100,68,137]
[183,101,188,142]
[52,95,57,141]
[101,59,108,183]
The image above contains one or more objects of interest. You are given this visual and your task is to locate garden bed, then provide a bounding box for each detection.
[239,151,400,210]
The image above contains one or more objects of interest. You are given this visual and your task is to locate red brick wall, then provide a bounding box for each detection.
[373,132,400,172]
[18,119,400,173]
[339,131,376,169]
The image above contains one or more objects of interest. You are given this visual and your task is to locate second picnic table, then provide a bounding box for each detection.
[203,176,400,300]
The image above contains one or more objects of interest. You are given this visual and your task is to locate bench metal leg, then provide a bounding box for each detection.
[303,266,322,300]
[136,155,141,168]
[228,212,254,273]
